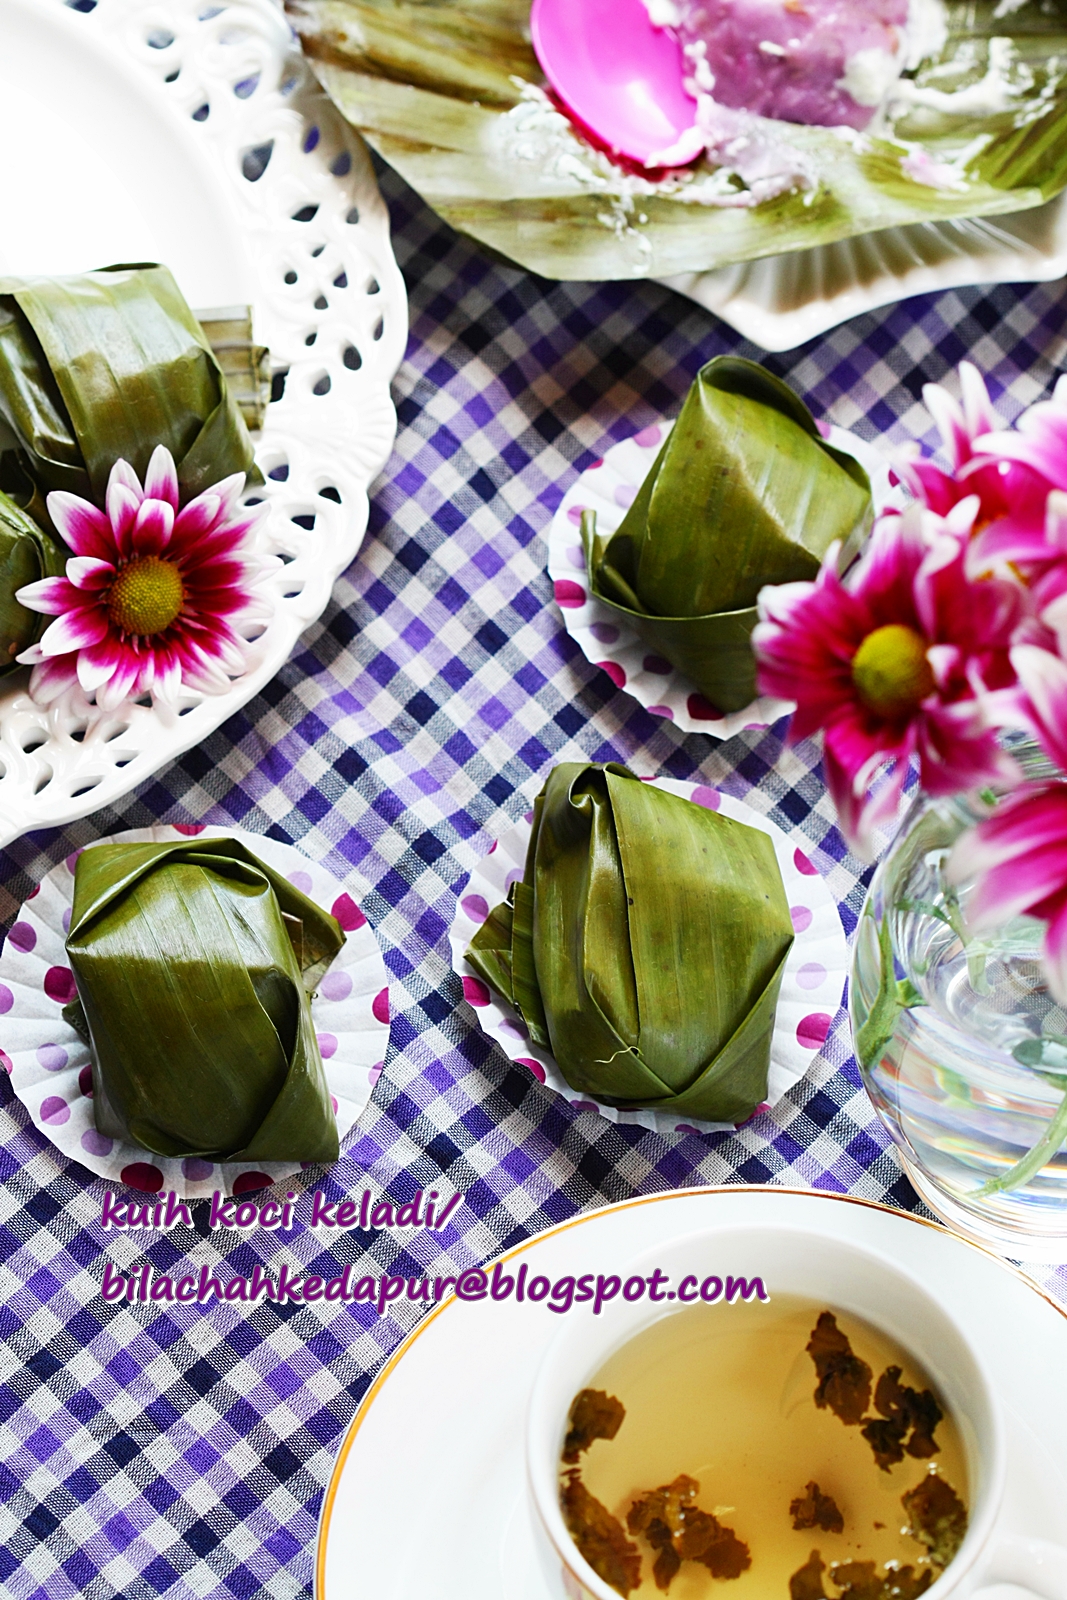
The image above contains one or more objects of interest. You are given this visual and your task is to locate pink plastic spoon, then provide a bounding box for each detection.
[530,0,698,167]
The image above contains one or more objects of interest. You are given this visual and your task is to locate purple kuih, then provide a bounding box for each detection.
[674,0,908,130]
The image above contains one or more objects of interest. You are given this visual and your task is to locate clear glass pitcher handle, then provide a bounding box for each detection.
[974,1535,1067,1598]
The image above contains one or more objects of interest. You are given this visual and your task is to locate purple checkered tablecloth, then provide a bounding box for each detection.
[2,161,1067,1598]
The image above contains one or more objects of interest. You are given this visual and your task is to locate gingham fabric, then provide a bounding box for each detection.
[1,160,1066,1599]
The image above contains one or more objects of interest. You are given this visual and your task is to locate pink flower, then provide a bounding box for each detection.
[1009,643,1067,772]
[976,375,1067,487]
[965,394,1067,592]
[753,504,1023,856]
[899,362,1051,538]
[947,782,1067,1006]
[16,446,268,716]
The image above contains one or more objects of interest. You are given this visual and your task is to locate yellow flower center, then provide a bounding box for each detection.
[108,556,184,637]
[851,624,935,720]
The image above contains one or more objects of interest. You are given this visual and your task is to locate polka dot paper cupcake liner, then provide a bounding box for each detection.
[449,779,849,1136]
[0,826,391,1197]
[548,420,899,738]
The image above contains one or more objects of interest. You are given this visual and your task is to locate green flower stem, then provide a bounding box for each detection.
[976,1085,1067,1198]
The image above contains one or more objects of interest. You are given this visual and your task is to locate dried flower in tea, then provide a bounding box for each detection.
[807,1311,873,1425]
[626,1474,750,1590]
[791,1550,831,1600]
[860,1418,908,1472]
[790,1481,844,1534]
[561,1470,642,1597]
[831,1560,932,1599]
[901,1472,968,1570]
[563,1389,626,1464]
[871,1367,943,1461]
[790,1554,934,1600]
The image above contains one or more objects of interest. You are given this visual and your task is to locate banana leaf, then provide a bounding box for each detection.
[0,488,65,675]
[0,264,259,514]
[467,763,794,1121]
[287,0,1067,281]
[63,837,344,1163]
[196,306,272,433]
[580,356,872,714]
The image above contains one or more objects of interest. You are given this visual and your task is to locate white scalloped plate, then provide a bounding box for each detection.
[449,777,848,1138]
[0,0,407,847]
[0,825,391,1197]
[549,420,898,739]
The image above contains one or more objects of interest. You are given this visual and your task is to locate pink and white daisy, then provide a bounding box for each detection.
[753,503,1024,856]
[947,782,1067,1006]
[16,446,268,717]
[899,363,1053,566]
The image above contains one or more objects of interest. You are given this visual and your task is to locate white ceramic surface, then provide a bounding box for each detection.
[0,826,391,1196]
[450,778,849,1136]
[548,421,899,739]
[315,1187,1067,1600]
[0,0,407,846]
[661,198,1067,353]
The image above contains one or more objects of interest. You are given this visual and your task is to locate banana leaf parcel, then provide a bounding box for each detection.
[64,837,344,1163]
[581,357,873,714]
[466,763,794,1121]
[0,488,65,675]
[288,0,1067,284]
[0,264,258,518]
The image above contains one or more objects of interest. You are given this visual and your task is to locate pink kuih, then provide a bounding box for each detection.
[674,0,908,130]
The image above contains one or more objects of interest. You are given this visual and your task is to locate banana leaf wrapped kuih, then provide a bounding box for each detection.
[0,487,65,675]
[581,357,873,714]
[63,837,344,1163]
[467,763,794,1122]
[0,263,259,520]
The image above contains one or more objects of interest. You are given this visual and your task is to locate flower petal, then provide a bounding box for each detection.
[76,642,124,693]
[107,458,144,502]
[959,361,997,443]
[1042,898,1067,1008]
[96,653,143,711]
[106,481,141,557]
[27,654,79,703]
[131,497,175,555]
[65,557,115,591]
[37,606,109,656]
[922,378,970,470]
[948,786,1067,934]
[1011,644,1067,772]
[143,445,179,511]
[45,493,114,560]
[15,576,85,615]
[152,650,183,705]
[171,494,221,547]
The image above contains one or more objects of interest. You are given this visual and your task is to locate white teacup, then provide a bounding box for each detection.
[526,1224,1067,1600]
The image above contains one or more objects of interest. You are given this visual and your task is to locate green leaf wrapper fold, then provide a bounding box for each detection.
[195,307,271,434]
[64,837,344,1162]
[467,763,794,1121]
[0,264,259,513]
[581,357,872,713]
[0,488,65,675]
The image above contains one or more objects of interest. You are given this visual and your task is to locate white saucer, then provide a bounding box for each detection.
[548,422,899,739]
[316,1188,1067,1600]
